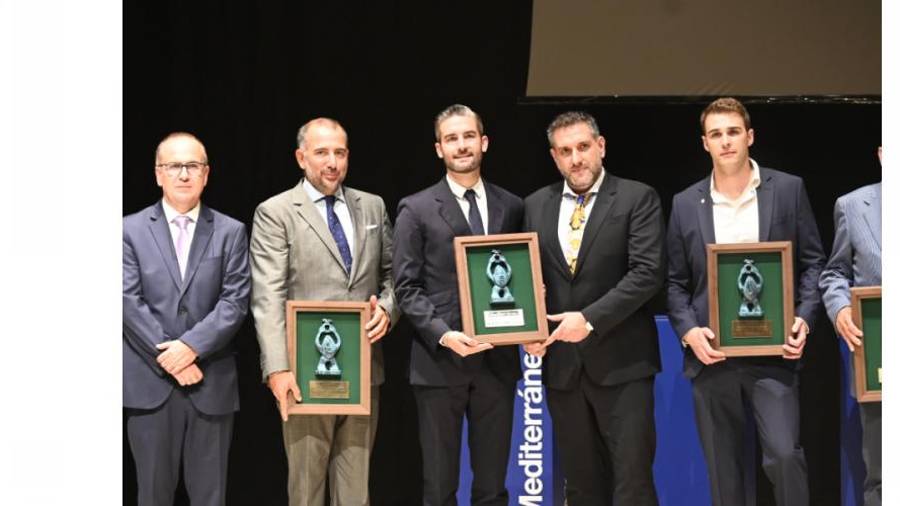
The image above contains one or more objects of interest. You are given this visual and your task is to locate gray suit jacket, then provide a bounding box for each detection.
[123,202,251,415]
[819,183,882,323]
[250,179,398,384]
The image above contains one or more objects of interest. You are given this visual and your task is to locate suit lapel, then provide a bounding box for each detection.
[180,205,214,294]
[148,202,183,291]
[540,182,569,278]
[756,169,774,241]
[436,178,475,238]
[695,179,716,246]
[863,184,882,250]
[485,182,506,234]
[292,181,348,275]
[573,174,617,277]
[345,188,367,284]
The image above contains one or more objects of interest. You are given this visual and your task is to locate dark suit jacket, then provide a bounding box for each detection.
[393,178,524,387]
[524,173,665,390]
[667,167,826,378]
[123,202,251,415]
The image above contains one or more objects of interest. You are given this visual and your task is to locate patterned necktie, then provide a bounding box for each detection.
[566,193,592,274]
[324,195,353,273]
[464,189,485,235]
[172,215,192,279]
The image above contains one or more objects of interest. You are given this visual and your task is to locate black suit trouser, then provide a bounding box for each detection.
[692,362,808,506]
[126,388,233,506]
[413,367,515,506]
[547,374,658,506]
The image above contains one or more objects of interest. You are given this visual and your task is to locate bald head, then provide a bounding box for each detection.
[296,118,347,150]
[155,132,208,166]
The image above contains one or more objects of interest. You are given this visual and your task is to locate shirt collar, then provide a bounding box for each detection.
[445,174,485,200]
[710,159,761,204]
[161,198,201,223]
[562,168,605,199]
[303,178,345,204]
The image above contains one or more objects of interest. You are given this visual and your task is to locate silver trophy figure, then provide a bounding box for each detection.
[314,318,342,376]
[486,249,515,305]
[737,258,764,318]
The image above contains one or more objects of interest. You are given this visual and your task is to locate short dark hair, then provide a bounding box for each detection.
[434,104,484,140]
[700,97,751,134]
[546,111,600,147]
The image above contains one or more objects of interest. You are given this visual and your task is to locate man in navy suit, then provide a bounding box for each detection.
[123,132,251,506]
[819,147,882,505]
[666,98,826,506]
[392,104,523,506]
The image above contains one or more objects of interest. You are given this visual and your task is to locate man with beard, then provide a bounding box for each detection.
[250,118,398,505]
[393,104,524,506]
[523,111,665,506]
[666,98,825,506]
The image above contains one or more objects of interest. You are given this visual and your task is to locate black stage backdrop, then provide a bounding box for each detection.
[124,2,881,505]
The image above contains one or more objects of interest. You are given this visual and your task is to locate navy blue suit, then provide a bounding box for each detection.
[666,167,826,506]
[123,201,250,506]
[393,178,523,506]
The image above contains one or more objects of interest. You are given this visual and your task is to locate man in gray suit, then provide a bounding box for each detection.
[123,132,251,506]
[250,117,398,506]
[819,147,882,506]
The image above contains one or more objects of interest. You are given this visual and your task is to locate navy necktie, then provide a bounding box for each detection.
[464,189,485,235]
[324,195,353,273]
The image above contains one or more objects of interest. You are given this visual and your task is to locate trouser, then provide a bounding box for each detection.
[692,362,808,506]
[413,368,515,506]
[282,386,380,506]
[547,375,658,506]
[126,388,234,506]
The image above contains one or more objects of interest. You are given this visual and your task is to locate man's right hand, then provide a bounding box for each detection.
[683,326,726,365]
[835,306,864,352]
[173,363,204,386]
[267,371,302,422]
[440,331,493,357]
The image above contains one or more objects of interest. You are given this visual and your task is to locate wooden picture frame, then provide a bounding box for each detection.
[851,286,882,402]
[285,300,371,415]
[707,241,794,357]
[453,232,549,345]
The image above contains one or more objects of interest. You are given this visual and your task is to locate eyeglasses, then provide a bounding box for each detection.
[156,161,207,177]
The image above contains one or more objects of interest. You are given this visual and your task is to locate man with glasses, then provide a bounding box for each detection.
[123,132,251,505]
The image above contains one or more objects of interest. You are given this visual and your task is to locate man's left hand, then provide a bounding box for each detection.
[156,339,198,374]
[783,317,808,360]
[366,295,390,343]
[533,312,592,352]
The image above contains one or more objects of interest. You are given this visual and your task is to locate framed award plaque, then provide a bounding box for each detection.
[851,286,881,402]
[453,232,549,345]
[285,300,371,415]
[707,241,794,357]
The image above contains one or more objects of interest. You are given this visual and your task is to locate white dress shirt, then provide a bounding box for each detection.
[446,175,489,233]
[161,198,200,279]
[710,159,761,244]
[303,179,356,258]
[557,169,606,260]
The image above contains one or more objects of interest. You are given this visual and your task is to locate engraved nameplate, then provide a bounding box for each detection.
[731,319,773,338]
[309,380,350,399]
[484,309,525,328]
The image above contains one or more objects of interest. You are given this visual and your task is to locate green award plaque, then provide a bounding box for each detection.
[285,300,371,415]
[851,286,881,402]
[707,241,794,357]
[454,233,548,345]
